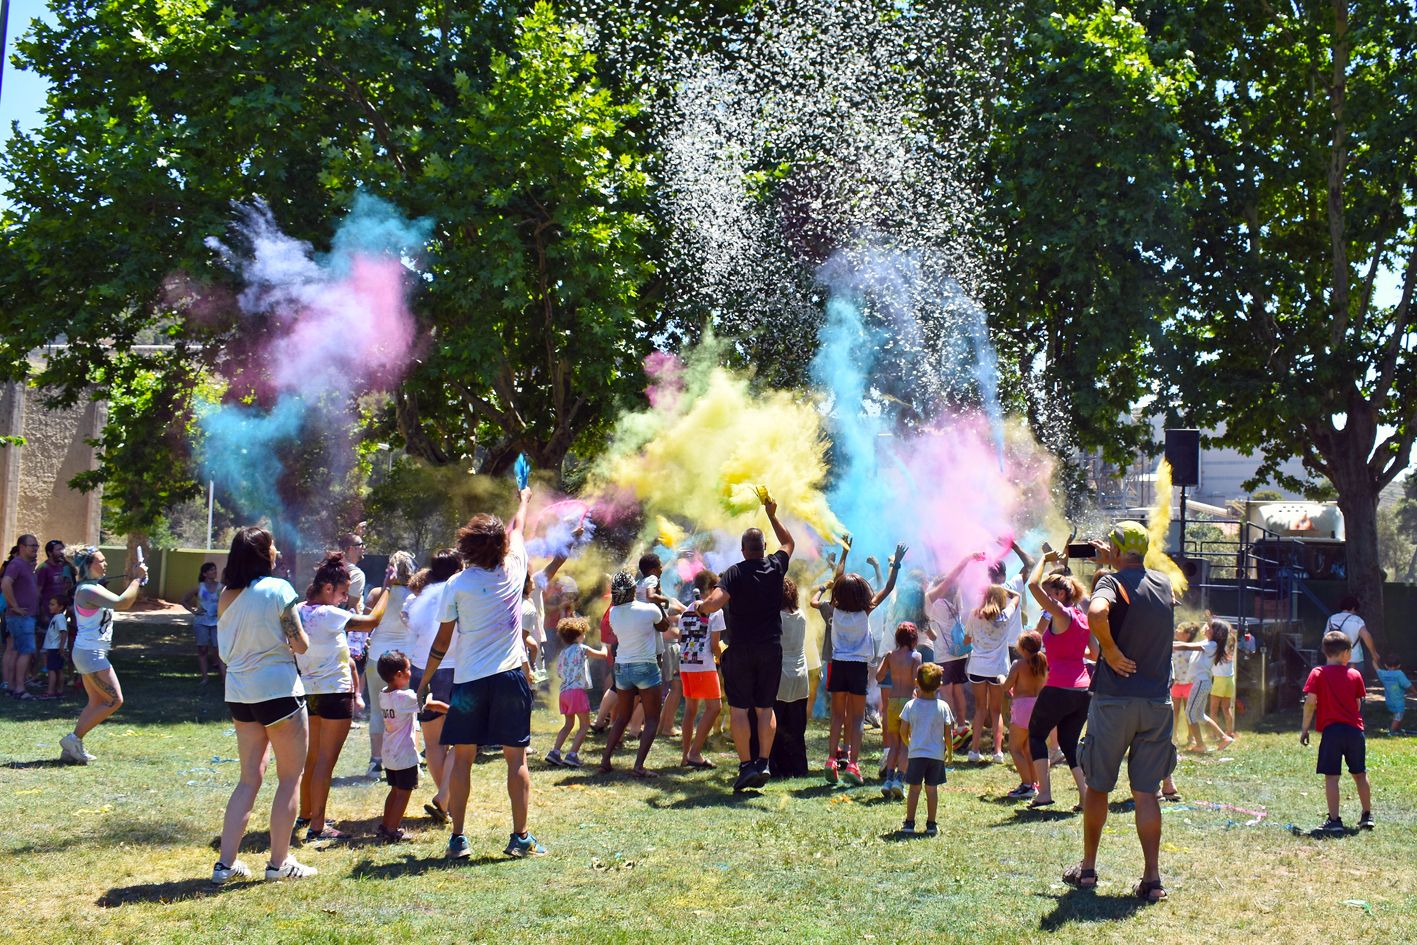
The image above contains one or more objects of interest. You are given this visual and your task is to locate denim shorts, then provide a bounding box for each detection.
[614,661,662,691]
[6,615,37,655]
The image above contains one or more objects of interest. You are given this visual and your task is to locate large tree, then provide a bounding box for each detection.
[0,1,658,536]
[1145,0,1417,641]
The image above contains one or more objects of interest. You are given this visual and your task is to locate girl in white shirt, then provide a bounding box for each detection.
[964,583,1020,764]
[295,552,389,843]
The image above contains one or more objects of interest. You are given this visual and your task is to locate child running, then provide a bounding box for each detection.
[547,616,609,767]
[1002,630,1046,799]
[1375,657,1411,734]
[876,621,922,799]
[41,595,68,700]
[1301,630,1374,833]
[897,662,953,836]
[375,650,446,842]
[824,539,905,786]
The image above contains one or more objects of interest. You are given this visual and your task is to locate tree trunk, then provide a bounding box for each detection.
[1330,467,1384,642]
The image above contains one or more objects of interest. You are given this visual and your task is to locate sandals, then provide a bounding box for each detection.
[683,758,716,770]
[423,801,450,824]
[1161,791,1183,802]
[1134,878,1168,902]
[1062,865,1097,889]
[1026,798,1055,809]
[629,768,659,780]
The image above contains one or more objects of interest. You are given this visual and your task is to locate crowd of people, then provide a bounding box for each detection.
[3,486,1405,897]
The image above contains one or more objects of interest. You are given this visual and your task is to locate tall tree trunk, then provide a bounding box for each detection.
[1329,460,1384,642]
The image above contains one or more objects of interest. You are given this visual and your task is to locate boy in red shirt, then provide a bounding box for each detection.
[1301,630,1374,834]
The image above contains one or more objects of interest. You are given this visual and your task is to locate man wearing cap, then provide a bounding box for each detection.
[1064,521,1177,903]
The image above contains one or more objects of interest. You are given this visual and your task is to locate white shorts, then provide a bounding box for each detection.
[73,648,113,675]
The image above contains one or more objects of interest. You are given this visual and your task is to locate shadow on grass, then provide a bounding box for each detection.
[995,806,1078,825]
[4,757,70,769]
[350,852,506,878]
[879,829,937,842]
[1037,888,1147,929]
[98,877,230,908]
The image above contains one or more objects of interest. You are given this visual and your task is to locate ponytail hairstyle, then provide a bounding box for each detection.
[1209,619,1233,665]
[1041,572,1086,607]
[1017,629,1048,679]
[387,551,416,586]
[974,584,1008,622]
[69,545,102,583]
[2,544,19,572]
[306,551,351,603]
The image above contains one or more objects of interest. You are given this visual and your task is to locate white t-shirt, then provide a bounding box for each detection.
[900,694,955,761]
[1193,640,1218,682]
[521,598,541,647]
[403,584,457,671]
[1003,574,1026,646]
[438,533,528,684]
[778,610,810,702]
[380,688,421,771]
[1325,612,1366,663]
[926,598,966,663]
[678,608,717,673]
[635,574,660,603]
[831,609,874,663]
[965,600,1016,679]
[609,601,664,664]
[1211,641,1235,678]
[367,585,415,663]
[218,577,304,704]
[296,603,355,694]
[43,613,67,651]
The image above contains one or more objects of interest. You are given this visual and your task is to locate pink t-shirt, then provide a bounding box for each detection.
[1043,606,1091,689]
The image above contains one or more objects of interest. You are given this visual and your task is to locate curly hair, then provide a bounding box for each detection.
[306,551,351,603]
[387,550,416,585]
[782,577,799,613]
[557,615,591,645]
[457,513,508,571]
[831,573,872,613]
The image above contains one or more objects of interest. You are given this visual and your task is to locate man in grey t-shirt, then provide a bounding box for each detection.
[1066,521,1177,903]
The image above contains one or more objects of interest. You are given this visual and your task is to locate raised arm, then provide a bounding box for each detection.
[510,486,533,538]
[344,587,390,631]
[1011,539,1035,577]
[927,551,985,603]
[865,555,884,590]
[763,494,794,559]
[867,544,907,611]
[76,571,146,614]
[1026,551,1073,631]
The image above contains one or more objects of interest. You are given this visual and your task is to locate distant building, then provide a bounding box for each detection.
[0,375,104,547]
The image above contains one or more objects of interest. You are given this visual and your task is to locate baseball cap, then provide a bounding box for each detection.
[1107,521,1150,557]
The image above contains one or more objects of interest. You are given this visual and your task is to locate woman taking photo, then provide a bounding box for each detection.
[295,552,390,843]
[213,527,316,884]
[58,546,147,765]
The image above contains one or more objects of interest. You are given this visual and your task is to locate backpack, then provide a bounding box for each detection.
[940,598,971,658]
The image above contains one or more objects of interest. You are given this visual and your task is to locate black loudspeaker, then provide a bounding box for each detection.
[1165,428,1201,487]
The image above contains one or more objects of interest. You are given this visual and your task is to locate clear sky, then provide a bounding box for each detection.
[0,0,53,148]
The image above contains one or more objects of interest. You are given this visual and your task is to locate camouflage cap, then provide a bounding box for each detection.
[1107,520,1150,557]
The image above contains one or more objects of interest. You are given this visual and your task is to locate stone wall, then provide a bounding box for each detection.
[0,380,104,548]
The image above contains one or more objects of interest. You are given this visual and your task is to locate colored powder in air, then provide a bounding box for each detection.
[592,343,844,544]
[1146,459,1189,595]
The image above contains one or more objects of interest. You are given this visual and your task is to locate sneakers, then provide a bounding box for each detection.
[900,820,916,834]
[366,759,383,780]
[1319,816,1345,835]
[967,750,982,764]
[564,751,583,768]
[733,762,758,793]
[890,778,904,801]
[211,860,252,885]
[1006,783,1038,800]
[824,755,840,784]
[59,732,87,765]
[880,778,894,800]
[747,757,770,788]
[1358,810,1375,830]
[265,857,317,881]
[991,751,1006,764]
[924,821,939,837]
[841,761,864,787]
[504,831,547,858]
[447,833,472,859]
[545,748,565,766]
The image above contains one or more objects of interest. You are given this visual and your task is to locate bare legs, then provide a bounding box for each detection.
[75,669,124,739]
[218,712,307,869]
[1326,772,1372,820]
[600,686,662,775]
[971,681,1004,756]
[446,743,532,836]
[299,714,352,833]
[421,714,450,812]
[681,696,720,764]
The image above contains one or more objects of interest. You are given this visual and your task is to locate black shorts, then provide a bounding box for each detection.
[1316,723,1365,776]
[968,672,1005,686]
[826,659,869,696]
[228,696,305,727]
[307,691,356,720]
[905,757,947,786]
[441,670,533,748]
[45,650,66,673]
[722,642,782,709]
[937,659,968,686]
[384,765,418,790]
[411,665,455,722]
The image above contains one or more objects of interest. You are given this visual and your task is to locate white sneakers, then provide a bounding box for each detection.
[60,732,95,765]
[992,751,1006,764]
[211,860,252,885]
[210,857,315,885]
[967,750,982,763]
[265,857,318,882]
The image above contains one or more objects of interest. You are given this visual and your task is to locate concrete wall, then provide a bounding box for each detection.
[0,380,104,549]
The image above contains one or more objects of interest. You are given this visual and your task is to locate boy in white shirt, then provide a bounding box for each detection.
[897,662,954,836]
[376,650,446,842]
[42,595,69,699]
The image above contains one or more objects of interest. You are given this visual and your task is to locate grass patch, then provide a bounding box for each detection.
[2,615,1414,943]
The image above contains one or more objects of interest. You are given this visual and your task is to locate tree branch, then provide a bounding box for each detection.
[1374,236,1417,400]
[312,55,414,178]
[1325,0,1351,352]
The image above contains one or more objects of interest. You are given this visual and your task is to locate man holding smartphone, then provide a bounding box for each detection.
[1064,521,1177,903]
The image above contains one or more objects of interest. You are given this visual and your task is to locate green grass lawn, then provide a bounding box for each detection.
[2,615,1413,944]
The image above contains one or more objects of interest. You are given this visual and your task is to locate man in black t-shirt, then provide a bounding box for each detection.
[695,492,794,792]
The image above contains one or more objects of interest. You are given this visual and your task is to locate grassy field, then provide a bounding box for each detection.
[2,614,1413,945]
